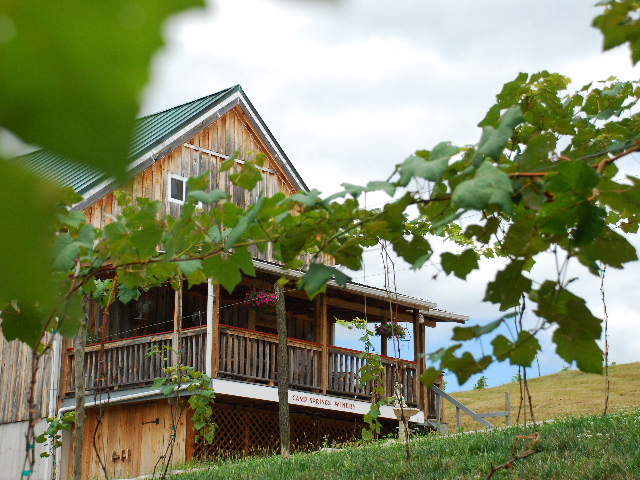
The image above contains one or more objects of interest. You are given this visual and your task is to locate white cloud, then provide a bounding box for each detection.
[143,0,640,383]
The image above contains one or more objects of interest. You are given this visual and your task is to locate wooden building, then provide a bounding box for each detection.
[1,86,468,480]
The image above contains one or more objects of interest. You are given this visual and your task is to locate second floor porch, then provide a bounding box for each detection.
[62,260,467,419]
[63,324,423,410]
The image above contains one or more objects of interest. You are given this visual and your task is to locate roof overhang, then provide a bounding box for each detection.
[253,260,441,312]
[422,309,469,324]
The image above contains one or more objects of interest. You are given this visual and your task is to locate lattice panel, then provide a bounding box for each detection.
[291,415,318,452]
[192,404,362,460]
[247,409,279,455]
[193,406,246,459]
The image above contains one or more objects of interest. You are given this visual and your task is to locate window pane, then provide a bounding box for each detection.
[170,177,184,201]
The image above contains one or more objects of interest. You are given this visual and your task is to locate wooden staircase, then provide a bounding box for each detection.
[413,385,511,434]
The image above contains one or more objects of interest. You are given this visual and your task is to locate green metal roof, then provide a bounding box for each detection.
[13,86,240,196]
[130,86,238,159]
[12,149,106,196]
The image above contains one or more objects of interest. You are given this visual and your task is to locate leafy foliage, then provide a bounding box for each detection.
[36,411,75,458]
[593,0,640,64]
[338,318,392,441]
[147,346,217,444]
[0,0,204,177]
[472,376,488,390]
[0,0,204,327]
[2,2,640,400]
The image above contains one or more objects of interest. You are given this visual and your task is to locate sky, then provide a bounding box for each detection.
[142,0,640,391]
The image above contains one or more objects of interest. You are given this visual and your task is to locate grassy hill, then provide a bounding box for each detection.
[442,362,640,432]
[173,410,640,479]
[165,363,640,479]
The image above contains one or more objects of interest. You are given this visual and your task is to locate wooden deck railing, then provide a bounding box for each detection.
[327,346,417,406]
[65,325,418,405]
[65,328,206,395]
[218,325,323,390]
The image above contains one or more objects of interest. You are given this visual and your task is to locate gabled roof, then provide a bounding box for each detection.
[13,85,308,206]
[130,86,237,159]
[13,148,105,196]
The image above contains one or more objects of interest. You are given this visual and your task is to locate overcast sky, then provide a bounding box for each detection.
[142,0,639,391]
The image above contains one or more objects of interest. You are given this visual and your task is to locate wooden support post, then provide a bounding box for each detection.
[379,312,389,357]
[211,284,221,378]
[205,280,214,377]
[412,309,422,408]
[247,300,256,383]
[439,375,445,423]
[505,391,511,426]
[275,283,290,458]
[173,287,183,366]
[72,296,90,480]
[413,309,429,413]
[60,338,72,400]
[315,294,328,394]
[248,308,256,331]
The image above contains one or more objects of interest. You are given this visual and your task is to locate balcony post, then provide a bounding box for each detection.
[315,294,328,394]
[413,308,427,413]
[205,280,214,377]
[172,287,183,365]
[211,284,221,378]
[381,314,388,357]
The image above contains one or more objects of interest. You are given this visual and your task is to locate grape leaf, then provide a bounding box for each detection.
[0,0,204,178]
[492,331,540,366]
[397,142,459,186]
[477,107,524,159]
[452,162,514,214]
[484,260,532,311]
[0,161,59,314]
[441,249,478,279]
[452,318,503,341]
[298,264,351,298]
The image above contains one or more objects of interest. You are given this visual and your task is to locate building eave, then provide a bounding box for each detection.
[252,259,439,312]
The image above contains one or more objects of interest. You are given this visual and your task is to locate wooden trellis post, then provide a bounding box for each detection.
[275,283,290,458]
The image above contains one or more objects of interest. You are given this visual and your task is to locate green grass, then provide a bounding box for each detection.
[444,362,640,431]
[171,409,640,480]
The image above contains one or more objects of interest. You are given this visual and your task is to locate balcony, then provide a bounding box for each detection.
[62,262,466,422]
[64,325,419,407]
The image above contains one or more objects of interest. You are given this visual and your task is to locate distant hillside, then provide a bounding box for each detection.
[441,362,640,431]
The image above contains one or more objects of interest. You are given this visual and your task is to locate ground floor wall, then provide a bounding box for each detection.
[0,419,50,480]
[73,397,372,479]
[191,403,365,460]
[75,400,188,480]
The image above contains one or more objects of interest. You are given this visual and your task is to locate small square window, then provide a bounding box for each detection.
[169,174,187,204]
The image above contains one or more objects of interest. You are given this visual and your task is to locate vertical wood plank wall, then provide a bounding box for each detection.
[77,400,187,480]
[0,331,52,424]
[83,107,295,264]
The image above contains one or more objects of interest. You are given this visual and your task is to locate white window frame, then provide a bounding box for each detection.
[169,174,188,204]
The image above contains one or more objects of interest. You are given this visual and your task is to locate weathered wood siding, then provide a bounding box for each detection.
[76,400,187,480]
[0,331,52,424]
[84,107,294,245]
[81,106,334,265]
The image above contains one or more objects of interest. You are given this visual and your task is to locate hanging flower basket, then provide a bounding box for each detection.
[374,322,406,338]
[243,290,277,311]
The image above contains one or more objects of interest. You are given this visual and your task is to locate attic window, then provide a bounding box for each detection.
[169,174,187,204]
